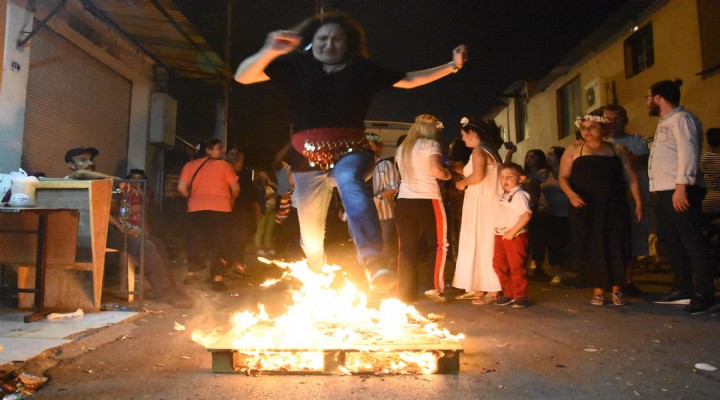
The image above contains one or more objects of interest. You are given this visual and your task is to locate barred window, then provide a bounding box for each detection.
[624,23,654,78]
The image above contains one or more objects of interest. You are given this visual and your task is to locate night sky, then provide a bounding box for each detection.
[174,0,628,166]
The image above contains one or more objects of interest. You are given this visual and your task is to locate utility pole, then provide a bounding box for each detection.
[213,0,232,144]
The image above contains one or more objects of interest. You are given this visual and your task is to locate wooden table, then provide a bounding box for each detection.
[9,178,112,313]
[0,207,79,322]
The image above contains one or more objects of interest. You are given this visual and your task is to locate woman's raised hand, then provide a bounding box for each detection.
[453,45,468,69]
[264,30,301,54]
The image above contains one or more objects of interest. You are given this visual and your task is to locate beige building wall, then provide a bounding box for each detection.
[496,0,720,160]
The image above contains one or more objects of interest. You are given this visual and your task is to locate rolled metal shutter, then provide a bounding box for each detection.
[22,24,131,178]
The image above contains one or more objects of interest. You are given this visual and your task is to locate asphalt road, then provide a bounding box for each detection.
[9,254,720,400]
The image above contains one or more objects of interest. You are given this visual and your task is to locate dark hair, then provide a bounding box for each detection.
[602,104,628,120]
[126,169,147,180]
[199,138,223,157]
[501,162,525,176]
[650,79,683,105]
[461,115,503,150]
[524,149,547,172]
[294,11,369,60]
[707,128,720,148]
[448,136,472,163]
[548,146,565,160]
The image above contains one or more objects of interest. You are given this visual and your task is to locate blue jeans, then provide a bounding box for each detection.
[293,151,381,271]
[653,186,714,297]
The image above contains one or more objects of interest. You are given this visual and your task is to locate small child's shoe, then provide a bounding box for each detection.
[512,299,530,308]
[495,296,515,306]
[591,293,605,306]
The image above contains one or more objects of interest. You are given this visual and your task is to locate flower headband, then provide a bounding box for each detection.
[460,116,480,130]
[574,115,608,128]
[365,133,383,143]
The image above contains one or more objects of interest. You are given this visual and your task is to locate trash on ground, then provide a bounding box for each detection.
[694,363,717,371]
[47,308,84,320]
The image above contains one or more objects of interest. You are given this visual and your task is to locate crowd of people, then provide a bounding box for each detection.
[51,12,718,315]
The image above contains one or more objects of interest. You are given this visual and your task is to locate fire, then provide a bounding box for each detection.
[191,260,463,375]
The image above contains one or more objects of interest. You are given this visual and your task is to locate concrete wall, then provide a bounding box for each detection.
[0,1,32,173]
[494,0,720,159]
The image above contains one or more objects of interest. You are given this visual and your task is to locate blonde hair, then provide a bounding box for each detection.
[399,114,440,180]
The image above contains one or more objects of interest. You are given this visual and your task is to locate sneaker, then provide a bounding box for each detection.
[612,291,627,306]
[364,255,398,293]
[682,293,717,315]
[512,299,530,308]
[365,268,399,293]
[424,289,446,302]
[591,293,605,306]
[550,275,562,285]
[266,249,276,257]
[495,296,515,306]
[654,290,692,305]
[256,249,267,256]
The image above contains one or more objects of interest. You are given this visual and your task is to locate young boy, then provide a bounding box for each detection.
[493,163,533,308]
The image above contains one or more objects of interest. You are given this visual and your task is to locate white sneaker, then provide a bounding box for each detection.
[550,275,562,285]
[256,249,267,256]
[266,250,276,256]
[424,289,446,302]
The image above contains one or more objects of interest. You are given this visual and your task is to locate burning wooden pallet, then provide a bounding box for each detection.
[207,330,463,375]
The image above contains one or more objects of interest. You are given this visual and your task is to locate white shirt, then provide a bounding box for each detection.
[648,106,704,192]
[494,186,532,236]
[396,139,442,199]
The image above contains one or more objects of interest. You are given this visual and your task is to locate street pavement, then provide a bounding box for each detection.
[1,252,719,399]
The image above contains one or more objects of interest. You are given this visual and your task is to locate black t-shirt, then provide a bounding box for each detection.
[265,51,405,132]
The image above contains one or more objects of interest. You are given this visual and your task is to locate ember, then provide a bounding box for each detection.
[192,260,463,374]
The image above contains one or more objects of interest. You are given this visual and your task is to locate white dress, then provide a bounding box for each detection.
[452,146,502,292]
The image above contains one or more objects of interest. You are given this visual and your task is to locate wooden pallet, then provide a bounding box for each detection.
[207,331,463,375]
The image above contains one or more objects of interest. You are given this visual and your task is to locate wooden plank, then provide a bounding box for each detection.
[207,328,463,374]
[209,348,462,375]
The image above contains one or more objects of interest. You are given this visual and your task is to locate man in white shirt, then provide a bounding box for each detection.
[646,79,716,315]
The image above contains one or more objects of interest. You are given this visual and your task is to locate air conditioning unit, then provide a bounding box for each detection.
[584,78,608,114]
[149,92,178,146]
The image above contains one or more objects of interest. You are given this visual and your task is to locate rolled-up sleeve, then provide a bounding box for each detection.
[673,114,702,185]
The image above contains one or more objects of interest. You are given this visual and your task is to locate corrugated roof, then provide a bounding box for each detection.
[79,0,230,81]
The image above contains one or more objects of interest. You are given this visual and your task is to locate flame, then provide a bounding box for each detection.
[192,260,463,374]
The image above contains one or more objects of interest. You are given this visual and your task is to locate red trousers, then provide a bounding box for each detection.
[492,233,529,300]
